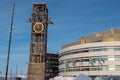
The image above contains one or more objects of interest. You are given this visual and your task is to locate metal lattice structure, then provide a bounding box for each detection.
[27,3,48,80]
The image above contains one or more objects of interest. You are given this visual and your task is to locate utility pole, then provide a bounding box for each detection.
[5,3,15,80]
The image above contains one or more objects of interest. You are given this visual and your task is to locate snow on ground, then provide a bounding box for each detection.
[49,76,74,80]
[49,74,92,80]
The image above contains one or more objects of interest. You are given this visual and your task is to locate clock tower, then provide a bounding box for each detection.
[27,3,48,80]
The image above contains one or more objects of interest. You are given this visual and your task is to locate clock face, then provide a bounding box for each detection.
[33,22,44,33]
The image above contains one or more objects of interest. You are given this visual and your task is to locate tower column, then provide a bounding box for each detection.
[27,3,48,80]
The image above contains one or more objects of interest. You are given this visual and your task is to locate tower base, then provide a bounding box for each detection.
[27,63,45,80]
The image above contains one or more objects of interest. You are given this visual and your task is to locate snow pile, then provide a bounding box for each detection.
[49,74,91,80]
[49,76,74,80]
[75,74,91,80]
[94,77,103,80]
[17,75,27,79]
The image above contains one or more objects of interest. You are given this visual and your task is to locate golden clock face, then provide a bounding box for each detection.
[33,22,44,33]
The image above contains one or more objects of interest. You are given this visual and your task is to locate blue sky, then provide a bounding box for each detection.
[0,0,120,76]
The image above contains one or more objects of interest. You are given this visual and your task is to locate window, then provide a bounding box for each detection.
[113,47,120,51]
[115,65,120,71]
[115,56,120,61]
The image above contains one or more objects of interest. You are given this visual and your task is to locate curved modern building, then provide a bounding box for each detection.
[59,28,120,79]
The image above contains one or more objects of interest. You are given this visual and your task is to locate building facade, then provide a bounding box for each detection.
[59,28,120,79]
[46,53,59,80]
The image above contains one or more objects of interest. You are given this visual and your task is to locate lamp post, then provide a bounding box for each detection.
[5,3,15,80]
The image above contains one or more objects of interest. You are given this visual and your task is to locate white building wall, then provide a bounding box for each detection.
[59,41,120,77]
